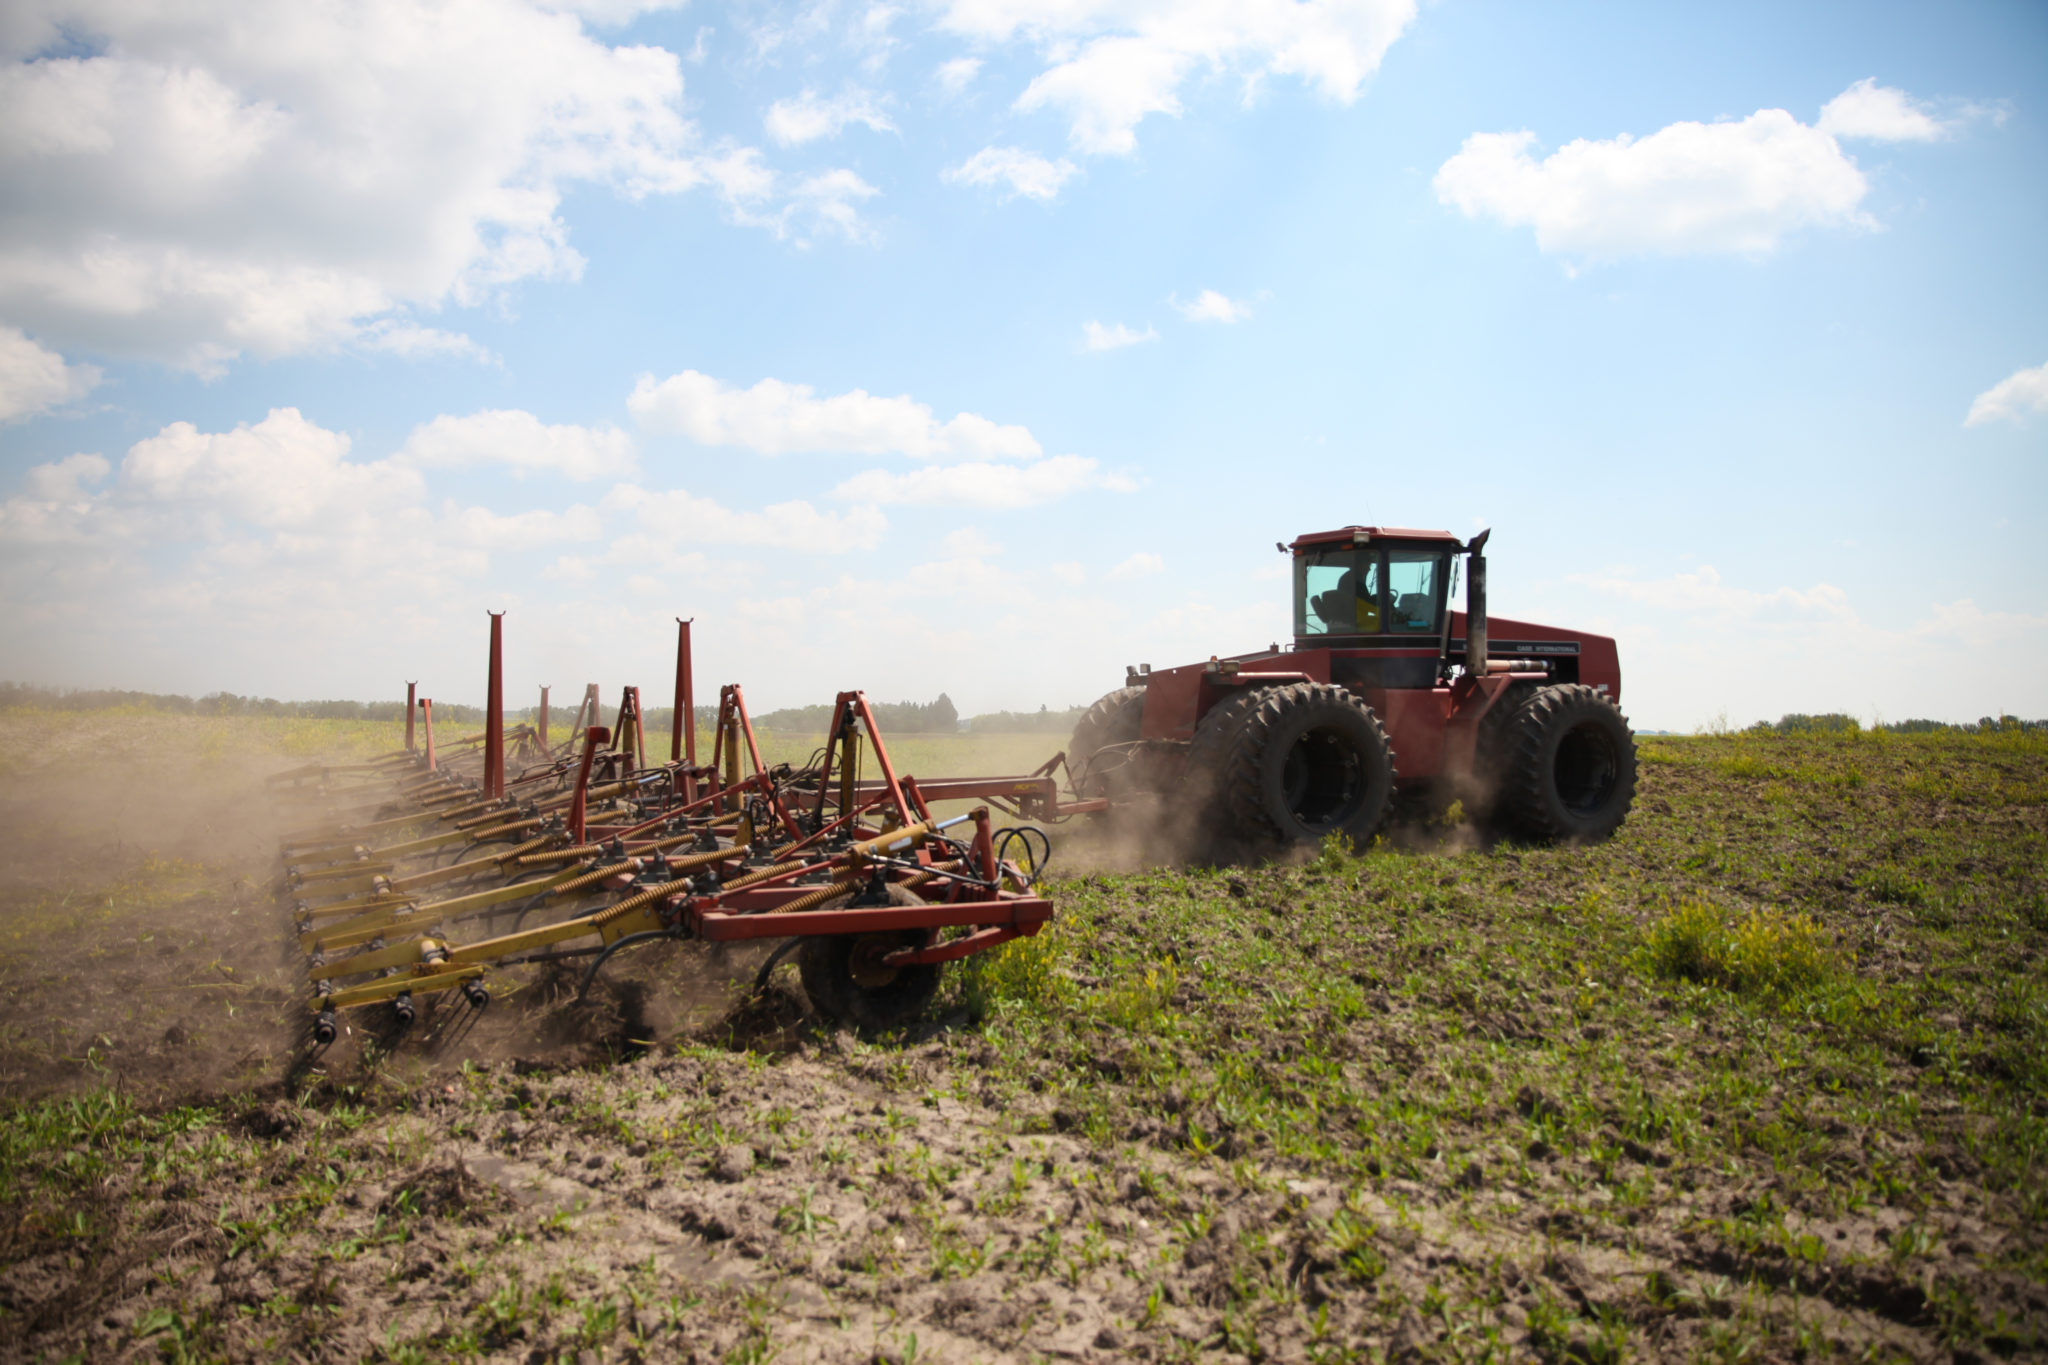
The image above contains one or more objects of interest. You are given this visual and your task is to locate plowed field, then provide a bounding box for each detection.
[1,712,2042,1363]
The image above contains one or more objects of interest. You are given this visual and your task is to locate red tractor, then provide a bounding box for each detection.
[1066,526,1637,849]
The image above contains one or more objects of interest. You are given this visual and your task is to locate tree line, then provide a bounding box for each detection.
[1,683,1096,734]
[1760,712,2046,735]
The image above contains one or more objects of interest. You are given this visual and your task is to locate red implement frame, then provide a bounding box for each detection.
[484,611,505,800]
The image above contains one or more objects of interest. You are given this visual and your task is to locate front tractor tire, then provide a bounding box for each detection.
[1066,686,1147,798]
[1492,684,1637,843]
[1201,683,1396,850]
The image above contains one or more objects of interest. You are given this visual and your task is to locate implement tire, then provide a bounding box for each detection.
[1494,684,1637,843]
[1066,686,1147,798]
[1211,683,1396,848]
[798,884,939,1032]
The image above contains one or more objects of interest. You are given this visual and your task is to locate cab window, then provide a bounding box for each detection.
[1295,547,1382,636]
[1386,548,1445,633]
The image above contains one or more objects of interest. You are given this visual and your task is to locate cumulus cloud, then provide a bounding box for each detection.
[722,165,882,244]
[603,482,886,552]
[831,454,1134,507]
[1174,289,1251,323]
[935,0,1417,156]
[1566,562,2048,726]
[1570,564,1853,618]
[628,369,1040,459]
[789,169,882,243]
[120,409,424,530]
[0,326,100,422]
[362,323,496,364]
[1816,78,1950,142]
[1965,361,2048,427]
[1434,103,1877,258]
[443,503,605,549]
[1106,551,1164,579]
[942,145,1079,201]
[764,87,895,145]
[1081,320,1157,351]
[0,1,782,371]
[22,452,109,502]
[935,57,983,96]
[0,407,623,581]
[398,410,637,480]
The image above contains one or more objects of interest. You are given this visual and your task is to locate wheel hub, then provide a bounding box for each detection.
[1281,726,1366,829]
[1555,722,1619,814]
[847,934,905,990]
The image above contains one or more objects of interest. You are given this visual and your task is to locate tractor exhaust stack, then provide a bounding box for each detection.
[1465,528,1491,677]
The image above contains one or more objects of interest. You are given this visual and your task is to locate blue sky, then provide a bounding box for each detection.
[1,0,2043,730]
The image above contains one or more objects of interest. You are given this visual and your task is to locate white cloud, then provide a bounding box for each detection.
[1561,564,2048,728]
[941,526,1002,559]
[398,410,636,481]
[22,452,110,502]
[830,453,1133,507]
[1082,320,1158,351]
[539,0,688,23]
[935,57,983,95]
[791,169,883,243]
[1817,78,1948,142]
[1965,361,2048,427]
[1435,102,1880,258]
[0,408,622,578]
[936,0,1417,156]
[443,503,604,548]
[1174,289,1251,323]
[362,323,496,364]
[943,145,1079,201]
[628,369,1041,460]
[0,326,100,422]
[764,87,895,146]
[603,482,886,552]
[722,164,882,245]
[1107,551,1163,579]
[0,2,776,371]
[1569,564,1853,618]
[121,408,424,530]
[0,407,886,704]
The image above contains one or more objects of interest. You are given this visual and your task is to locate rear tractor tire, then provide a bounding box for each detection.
[1492,684,1636,843]
[1065,686,1148,798]
[1201,683,1396,850]
[798,884,939,1032]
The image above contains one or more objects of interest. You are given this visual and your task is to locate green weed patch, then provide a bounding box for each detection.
[1640,898,1841,996]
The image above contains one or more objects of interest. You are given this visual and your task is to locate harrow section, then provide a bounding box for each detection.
[272,618,1075,1064]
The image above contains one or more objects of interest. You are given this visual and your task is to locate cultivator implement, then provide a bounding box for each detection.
[274,618,1080,1063]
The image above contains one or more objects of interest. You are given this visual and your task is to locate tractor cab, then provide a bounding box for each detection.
[1290,526,1462,646]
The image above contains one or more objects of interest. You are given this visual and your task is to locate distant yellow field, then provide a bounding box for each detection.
[0,708,1068,787]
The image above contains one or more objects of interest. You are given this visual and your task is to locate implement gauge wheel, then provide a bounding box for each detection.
[798,884,939,1031]
[1211,683,1396,847]
[1494,684,1637,843]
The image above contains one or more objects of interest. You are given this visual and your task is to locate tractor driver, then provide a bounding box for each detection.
[1310,561,1381,633]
